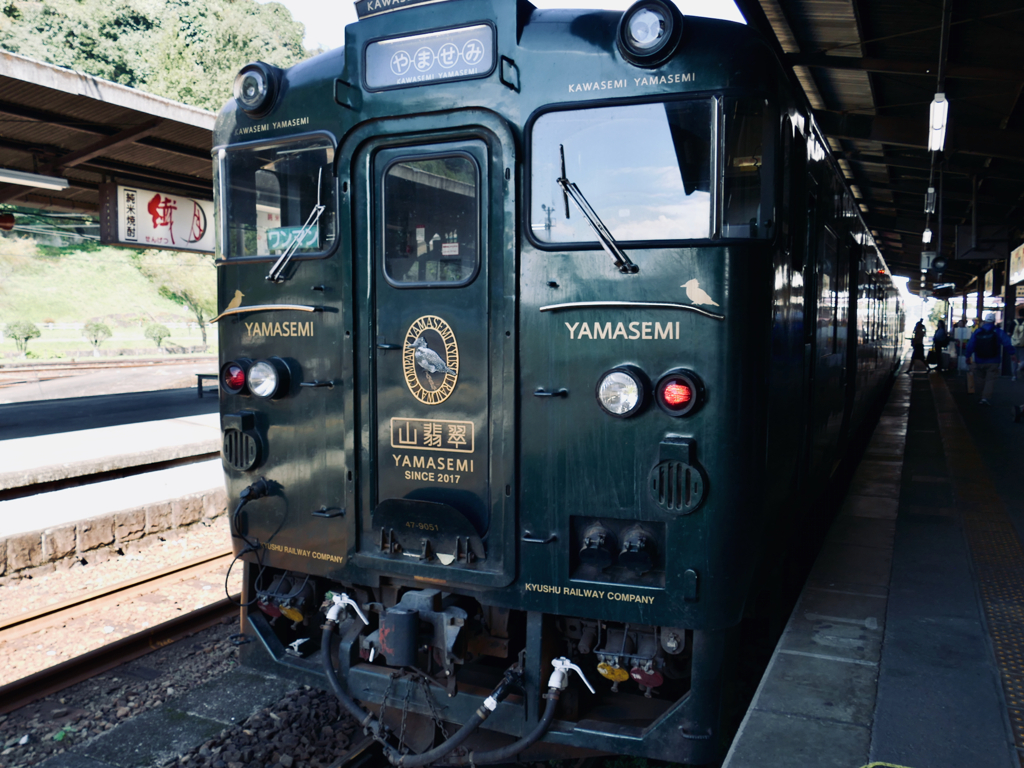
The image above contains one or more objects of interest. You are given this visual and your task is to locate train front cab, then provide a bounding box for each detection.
[214,1,903,764]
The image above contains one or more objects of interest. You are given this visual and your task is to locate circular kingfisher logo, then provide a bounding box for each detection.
[402,315,459,405]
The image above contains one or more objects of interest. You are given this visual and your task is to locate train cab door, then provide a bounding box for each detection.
[346,115,517,588]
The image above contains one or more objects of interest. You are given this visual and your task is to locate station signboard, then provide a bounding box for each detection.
[99,184,215,254]
[1010,243,1024,286]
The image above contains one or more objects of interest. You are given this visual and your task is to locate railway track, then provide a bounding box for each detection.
[0,356,216,388]
[0,550,238,714]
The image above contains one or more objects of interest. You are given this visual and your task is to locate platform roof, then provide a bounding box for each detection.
[0,50,215,215]
[734,0,1024,298]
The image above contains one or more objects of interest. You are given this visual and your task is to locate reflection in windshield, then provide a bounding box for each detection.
[556,145,638,274]
[532,101,712,244]
[221,138,336,259]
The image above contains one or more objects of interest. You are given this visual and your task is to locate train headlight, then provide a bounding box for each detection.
[596,367,647,418]
[617,0,683,68]
[655,369,704,417]
[247,357,290,399]
[233,62,277,116]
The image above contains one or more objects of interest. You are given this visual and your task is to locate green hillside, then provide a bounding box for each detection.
[0,238,214,360]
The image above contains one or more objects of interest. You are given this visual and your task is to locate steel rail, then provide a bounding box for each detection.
[0,356,215,374]
[0,550,233,637]
[0,594,240,715]
[0,357,218,389]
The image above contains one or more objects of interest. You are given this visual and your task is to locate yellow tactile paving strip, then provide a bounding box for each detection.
[931,374,1024,760]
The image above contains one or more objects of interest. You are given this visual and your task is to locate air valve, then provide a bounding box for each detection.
[578,523,616,570]
[618,525,655,575]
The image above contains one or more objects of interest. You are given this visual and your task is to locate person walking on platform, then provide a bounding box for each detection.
[932,320,949,372]
[1011,307,1024,381]
[966,312,1018,405]
[910,319,926,373]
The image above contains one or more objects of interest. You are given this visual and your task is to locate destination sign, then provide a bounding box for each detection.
[266,225,318,252]
[365,24,494,90]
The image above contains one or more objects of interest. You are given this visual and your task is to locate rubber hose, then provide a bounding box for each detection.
[320,625,391,745]
[388,710,487,767]
[446,689,559,765]
[320,624,490,766]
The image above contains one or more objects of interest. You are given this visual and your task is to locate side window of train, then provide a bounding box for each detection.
[219,135,337,259]
[529,99,713,244]
[822,227,839,353]
[382,153,480,286]
[723,97,771,239]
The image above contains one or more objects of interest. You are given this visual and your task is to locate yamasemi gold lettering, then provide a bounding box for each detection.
[565,321,679,340]
[244,321,314,338]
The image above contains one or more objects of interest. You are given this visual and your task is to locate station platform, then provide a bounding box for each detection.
[724,369,1024,768]
[0,412,219,492]
[0,404,224,578]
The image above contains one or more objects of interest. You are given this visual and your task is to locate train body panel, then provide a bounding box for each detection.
[213,1,903,762]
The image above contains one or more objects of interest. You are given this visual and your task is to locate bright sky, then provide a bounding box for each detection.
[258,0,744,53]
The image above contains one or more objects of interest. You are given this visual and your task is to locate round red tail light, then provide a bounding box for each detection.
[655,369,703,417]
[221,359,251,395]
[661,381,692,407]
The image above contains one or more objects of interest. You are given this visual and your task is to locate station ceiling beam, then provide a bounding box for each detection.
[0,117,164,204]
[0,101,210,162]
[786,54,1023,83]
[815,111,1024,163]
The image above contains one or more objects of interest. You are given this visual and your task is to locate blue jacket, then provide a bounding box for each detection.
[965,322,1016,365]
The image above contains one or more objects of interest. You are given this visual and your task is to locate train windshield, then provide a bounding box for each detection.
[219,136,337,259]
[531,100,713,244]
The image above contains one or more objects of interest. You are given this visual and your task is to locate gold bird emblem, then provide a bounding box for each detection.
[225,290,244,311]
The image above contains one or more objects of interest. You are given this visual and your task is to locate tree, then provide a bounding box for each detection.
[83,321,112,356]
[145,322,171,350]
[0,0,309,111]
[0,233,34,295]
[928,300,948,329]
[136,249,216,346]
[4,320,41,355]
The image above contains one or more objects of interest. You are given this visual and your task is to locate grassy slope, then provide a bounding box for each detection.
[1,246,189,323]
[0,243,212,358]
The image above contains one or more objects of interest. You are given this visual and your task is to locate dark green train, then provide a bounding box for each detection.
[212,1,903,763]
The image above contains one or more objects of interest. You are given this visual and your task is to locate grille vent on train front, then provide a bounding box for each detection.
[223,429,260,471]
[650,459,705,514]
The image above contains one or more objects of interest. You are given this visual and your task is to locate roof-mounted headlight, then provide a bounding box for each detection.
[617,0,684,68]
[234,62,278,117]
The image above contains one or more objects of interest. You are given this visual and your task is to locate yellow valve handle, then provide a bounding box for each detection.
[280,605,304,623]
[596,662,630,682]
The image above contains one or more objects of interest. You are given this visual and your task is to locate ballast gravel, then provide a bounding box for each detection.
[157,687,361,768]
[0,622,364,768]
[0,520,363,768]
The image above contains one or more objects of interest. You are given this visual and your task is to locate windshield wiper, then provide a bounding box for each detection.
[266,167,326,283]
[556,145,638,275]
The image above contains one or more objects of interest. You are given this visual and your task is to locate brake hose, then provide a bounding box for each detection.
[444,656,590,765]
[444,689,559,765]
[321,595,520,766]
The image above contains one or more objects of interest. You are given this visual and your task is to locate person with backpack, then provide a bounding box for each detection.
[1012,307,1024,381]
[966,312,1018,405]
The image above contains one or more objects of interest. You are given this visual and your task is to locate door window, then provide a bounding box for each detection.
[382,154,480,286]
